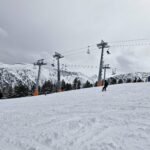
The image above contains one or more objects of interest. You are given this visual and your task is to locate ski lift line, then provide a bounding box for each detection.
[61,44,104,55]
[57,39,150,55]
[62,47,111,58]
[63,42,150,57]
[0,39,149,62]
[110,42,150,48]
[0,38,149,54]
[0,40,148,68]
[64,51,85,56]
[63,49,87,56]
[54,40,150,58]
[108,38,150,44]
[62,46,97,56]
[64,64,98,69]
[61,45,97,55]
[62,47,86,54]
[64,51,90,57]
[112,42,150,46]
[64,48,99,57]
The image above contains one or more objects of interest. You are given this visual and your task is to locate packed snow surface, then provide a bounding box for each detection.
[0,83,150,150]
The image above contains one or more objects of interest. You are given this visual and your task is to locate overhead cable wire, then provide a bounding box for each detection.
[62,45,97,55]
[108,38,149,44]
[64,64,98,69]
[110,42,150,48]
[56,38,150,56]
[64,48,98,57]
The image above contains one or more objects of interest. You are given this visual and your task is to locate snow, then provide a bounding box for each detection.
[0,82,150,150]
[112,72,150,82]
[0,63,96,88]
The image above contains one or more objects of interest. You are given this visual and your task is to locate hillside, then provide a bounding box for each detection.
[1,62,150,90]
[0,82,150,150]
[110,72,150,82]
[0,63,96,89]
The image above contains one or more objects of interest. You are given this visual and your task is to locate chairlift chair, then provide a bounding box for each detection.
[112,68,116,75]
[87,46,90,54]
[106,49,111,54]
[51,63,55,67]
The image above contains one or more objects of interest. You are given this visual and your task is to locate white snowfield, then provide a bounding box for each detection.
[0,83,150,150]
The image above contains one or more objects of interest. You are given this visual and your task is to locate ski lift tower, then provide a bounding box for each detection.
[103,64,110,81]
[53,52,64,92]
[97,40,109,86]
[34,59,47,96]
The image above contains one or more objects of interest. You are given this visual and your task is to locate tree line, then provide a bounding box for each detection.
[0,78,95,99]
[0,76,145,99]
[108,77,144,85]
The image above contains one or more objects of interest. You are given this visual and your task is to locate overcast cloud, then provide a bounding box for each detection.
[0,0,150,76]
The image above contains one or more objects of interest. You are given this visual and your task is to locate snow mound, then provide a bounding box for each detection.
[0,82,150,150]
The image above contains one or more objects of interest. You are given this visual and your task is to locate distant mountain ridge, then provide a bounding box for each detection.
[109,72,150,83]
[0,63,150,89]
[0,63,96,89]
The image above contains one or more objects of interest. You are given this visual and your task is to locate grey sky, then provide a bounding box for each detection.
[0,0,150,76]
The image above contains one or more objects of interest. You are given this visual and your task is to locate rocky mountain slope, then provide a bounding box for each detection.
[110,72,150,83]
[0,62,150,89]
[0,63,96,89]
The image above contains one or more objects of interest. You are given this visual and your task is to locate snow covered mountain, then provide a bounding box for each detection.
[0,62,150,89]
[0,62,97,88]
[109,72,150,83]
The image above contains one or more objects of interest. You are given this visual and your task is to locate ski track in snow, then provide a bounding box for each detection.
[0,83,150,150]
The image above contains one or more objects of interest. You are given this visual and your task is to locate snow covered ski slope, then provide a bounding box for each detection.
[0,83,150,150]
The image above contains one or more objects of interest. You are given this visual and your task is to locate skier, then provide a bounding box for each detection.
[0,91,3,99]
[102,80,108,91]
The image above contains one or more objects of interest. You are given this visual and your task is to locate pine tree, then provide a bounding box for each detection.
[14,81,29,97]
[137,78,143,82]
[65,83,72,91]
[94,81,98,87]
[77,80,81,89]
[73,78,78,89]
[41,80,53,94]
[148,76,150,82]
[133,77,137,83]
[118,79,123,84]
[126,78,132,83]
[61,80,66,91]
[7,86,14,98]
[83,80,92,88]
[109,78,117,84]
